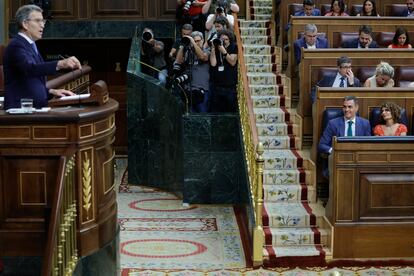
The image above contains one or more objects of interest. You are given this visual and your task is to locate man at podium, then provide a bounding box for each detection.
[3,4,82,109]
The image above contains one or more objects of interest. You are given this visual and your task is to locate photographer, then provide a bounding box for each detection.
[204,15,230,49]
[140,28,168,86]
[205,0,234,31]
[169,24,193,62]
[207,0,239,14]
[175,31,210,112]
[210,29,238,113]
[177,0,211,33]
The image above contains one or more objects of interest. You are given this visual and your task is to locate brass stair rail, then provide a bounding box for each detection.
[42,153,78,276]
[234,13,264,266]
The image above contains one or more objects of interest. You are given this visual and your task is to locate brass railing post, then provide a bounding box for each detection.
[253,143,264,266]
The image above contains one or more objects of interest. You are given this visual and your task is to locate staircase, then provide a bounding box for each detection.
[238,0,331,267]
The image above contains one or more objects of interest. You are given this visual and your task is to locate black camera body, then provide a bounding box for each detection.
[181,36,192,47]
[212,38,223,47]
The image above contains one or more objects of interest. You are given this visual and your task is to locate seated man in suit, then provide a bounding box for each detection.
[401,0,414,16]
[4,4,81,109]
[318,95,371,155]
[317,56,361,87]
[311,56,361,103]
[294,0,321,16]
[341,25,379,48]
[293,24,328,65]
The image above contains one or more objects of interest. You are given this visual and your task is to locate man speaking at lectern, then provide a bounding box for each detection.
[4,4,82,109]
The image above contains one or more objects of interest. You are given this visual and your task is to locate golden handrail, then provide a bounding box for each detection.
[233,13,264,265]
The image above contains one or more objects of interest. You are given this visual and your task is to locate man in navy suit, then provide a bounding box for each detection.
[294,0,321,16]
[341,25,378,49]
[4,4,81,109]
[293,24,328,65]
[318,95,371,155]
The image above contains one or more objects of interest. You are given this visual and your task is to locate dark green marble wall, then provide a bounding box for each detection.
[127,72,184,195]
[182,114,249,204]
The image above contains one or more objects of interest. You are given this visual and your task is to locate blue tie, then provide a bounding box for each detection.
[347,121,353,136]
[339,77,345,87]
[31,43,38,54]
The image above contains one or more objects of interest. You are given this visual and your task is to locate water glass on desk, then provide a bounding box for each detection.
[20,98,33,113]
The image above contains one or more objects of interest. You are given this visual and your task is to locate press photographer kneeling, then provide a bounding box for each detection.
[140,28,168,87]
[173,31,210,113]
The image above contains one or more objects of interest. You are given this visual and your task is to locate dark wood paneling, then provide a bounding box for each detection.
[91,0,144,18]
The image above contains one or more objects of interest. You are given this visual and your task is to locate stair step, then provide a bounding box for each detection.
[256,122,290,136]
[264,245,324,257]
[249,85,282,96]
[263,202,320,228]
[252,95,288,108]
[240,27,269,36]
[244,54,275,65]
[264,184,317,203]
[251,14,272,21]
[238,19,270,29]
[259,135,299,150]
[264,227,329,247]
[248,72,278,85]
[262,150,301,170]
[254,107,286,124]
[241,35,271,45]
[246,63,277,73]
[243,44,273,55]
[263,169,303,184]
[249,0,273,7]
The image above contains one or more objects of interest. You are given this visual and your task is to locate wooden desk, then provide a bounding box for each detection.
[327,136,414,259]
[0,99,118,257]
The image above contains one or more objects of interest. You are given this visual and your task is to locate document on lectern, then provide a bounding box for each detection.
[58,94,91,101]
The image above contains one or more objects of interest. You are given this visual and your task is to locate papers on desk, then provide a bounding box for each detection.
[59,93,91,101]
[6,107,51,114]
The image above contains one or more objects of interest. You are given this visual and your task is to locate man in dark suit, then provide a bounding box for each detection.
[293,24,328,65]
[318,95,371,155]
[399,0,414,16]
[4,4,81,109]
[294,0,321,16]
[341,25,379,49]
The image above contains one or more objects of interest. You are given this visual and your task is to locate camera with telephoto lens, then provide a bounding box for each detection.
[181,36,191,47]
[216,6,225,13]
[142,31,153,42]
[212,38,223,47]
[175,74,189,84]
[183,0,194,13]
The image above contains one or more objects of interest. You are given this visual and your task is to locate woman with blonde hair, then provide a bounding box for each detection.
[364,62,394,88]
[373,102,407,136]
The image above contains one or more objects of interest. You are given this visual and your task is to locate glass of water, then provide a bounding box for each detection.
[20,98,34,113]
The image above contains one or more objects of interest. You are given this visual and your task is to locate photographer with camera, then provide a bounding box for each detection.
[210,29,238,113]
[205,0,234,31]
[204,15,230,49]
[177,0,211,33]
[175,31,210,112]
[169,24,193,62]
[140,28,168,86]
[207,0,239,14]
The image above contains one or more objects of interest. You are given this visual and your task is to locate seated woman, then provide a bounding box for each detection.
[356,0,380,17]
[388,27,412,48]
[324,0,349,16]
[364,62,395,88]
[373,102,407,136]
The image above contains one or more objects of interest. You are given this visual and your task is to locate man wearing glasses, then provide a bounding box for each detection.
[4,4,81,109]
[311,56,361,103]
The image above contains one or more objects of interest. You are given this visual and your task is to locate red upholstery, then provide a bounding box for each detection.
[395,66,414,87]
[376,32,394,48]
[388,4,407,16]
[338,32,358,47]
[356,67,376,84]
[289,3,303,16]
[350,4,363,16]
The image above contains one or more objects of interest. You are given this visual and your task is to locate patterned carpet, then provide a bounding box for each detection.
[116,158,414,275]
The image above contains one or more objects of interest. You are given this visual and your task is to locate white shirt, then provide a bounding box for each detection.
[344,118,356,136]
[18,32,35,45]
[332,73,347,87]
[306,44,316,49]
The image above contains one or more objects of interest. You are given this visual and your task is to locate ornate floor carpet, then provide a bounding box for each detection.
[116,159,414,275]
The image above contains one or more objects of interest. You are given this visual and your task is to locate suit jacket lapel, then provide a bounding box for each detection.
[339,118,345,137]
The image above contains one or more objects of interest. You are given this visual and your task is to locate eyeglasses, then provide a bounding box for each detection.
[26,18,47,25]
[340,65,352,69]
[194,39,202,43]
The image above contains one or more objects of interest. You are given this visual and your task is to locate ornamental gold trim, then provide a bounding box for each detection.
[82,151,92,220]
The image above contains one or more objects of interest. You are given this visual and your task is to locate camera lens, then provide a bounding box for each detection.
[142,31,152,42]
[216,7,223,13]
[213,38,222,46]
[181,36,191,46]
